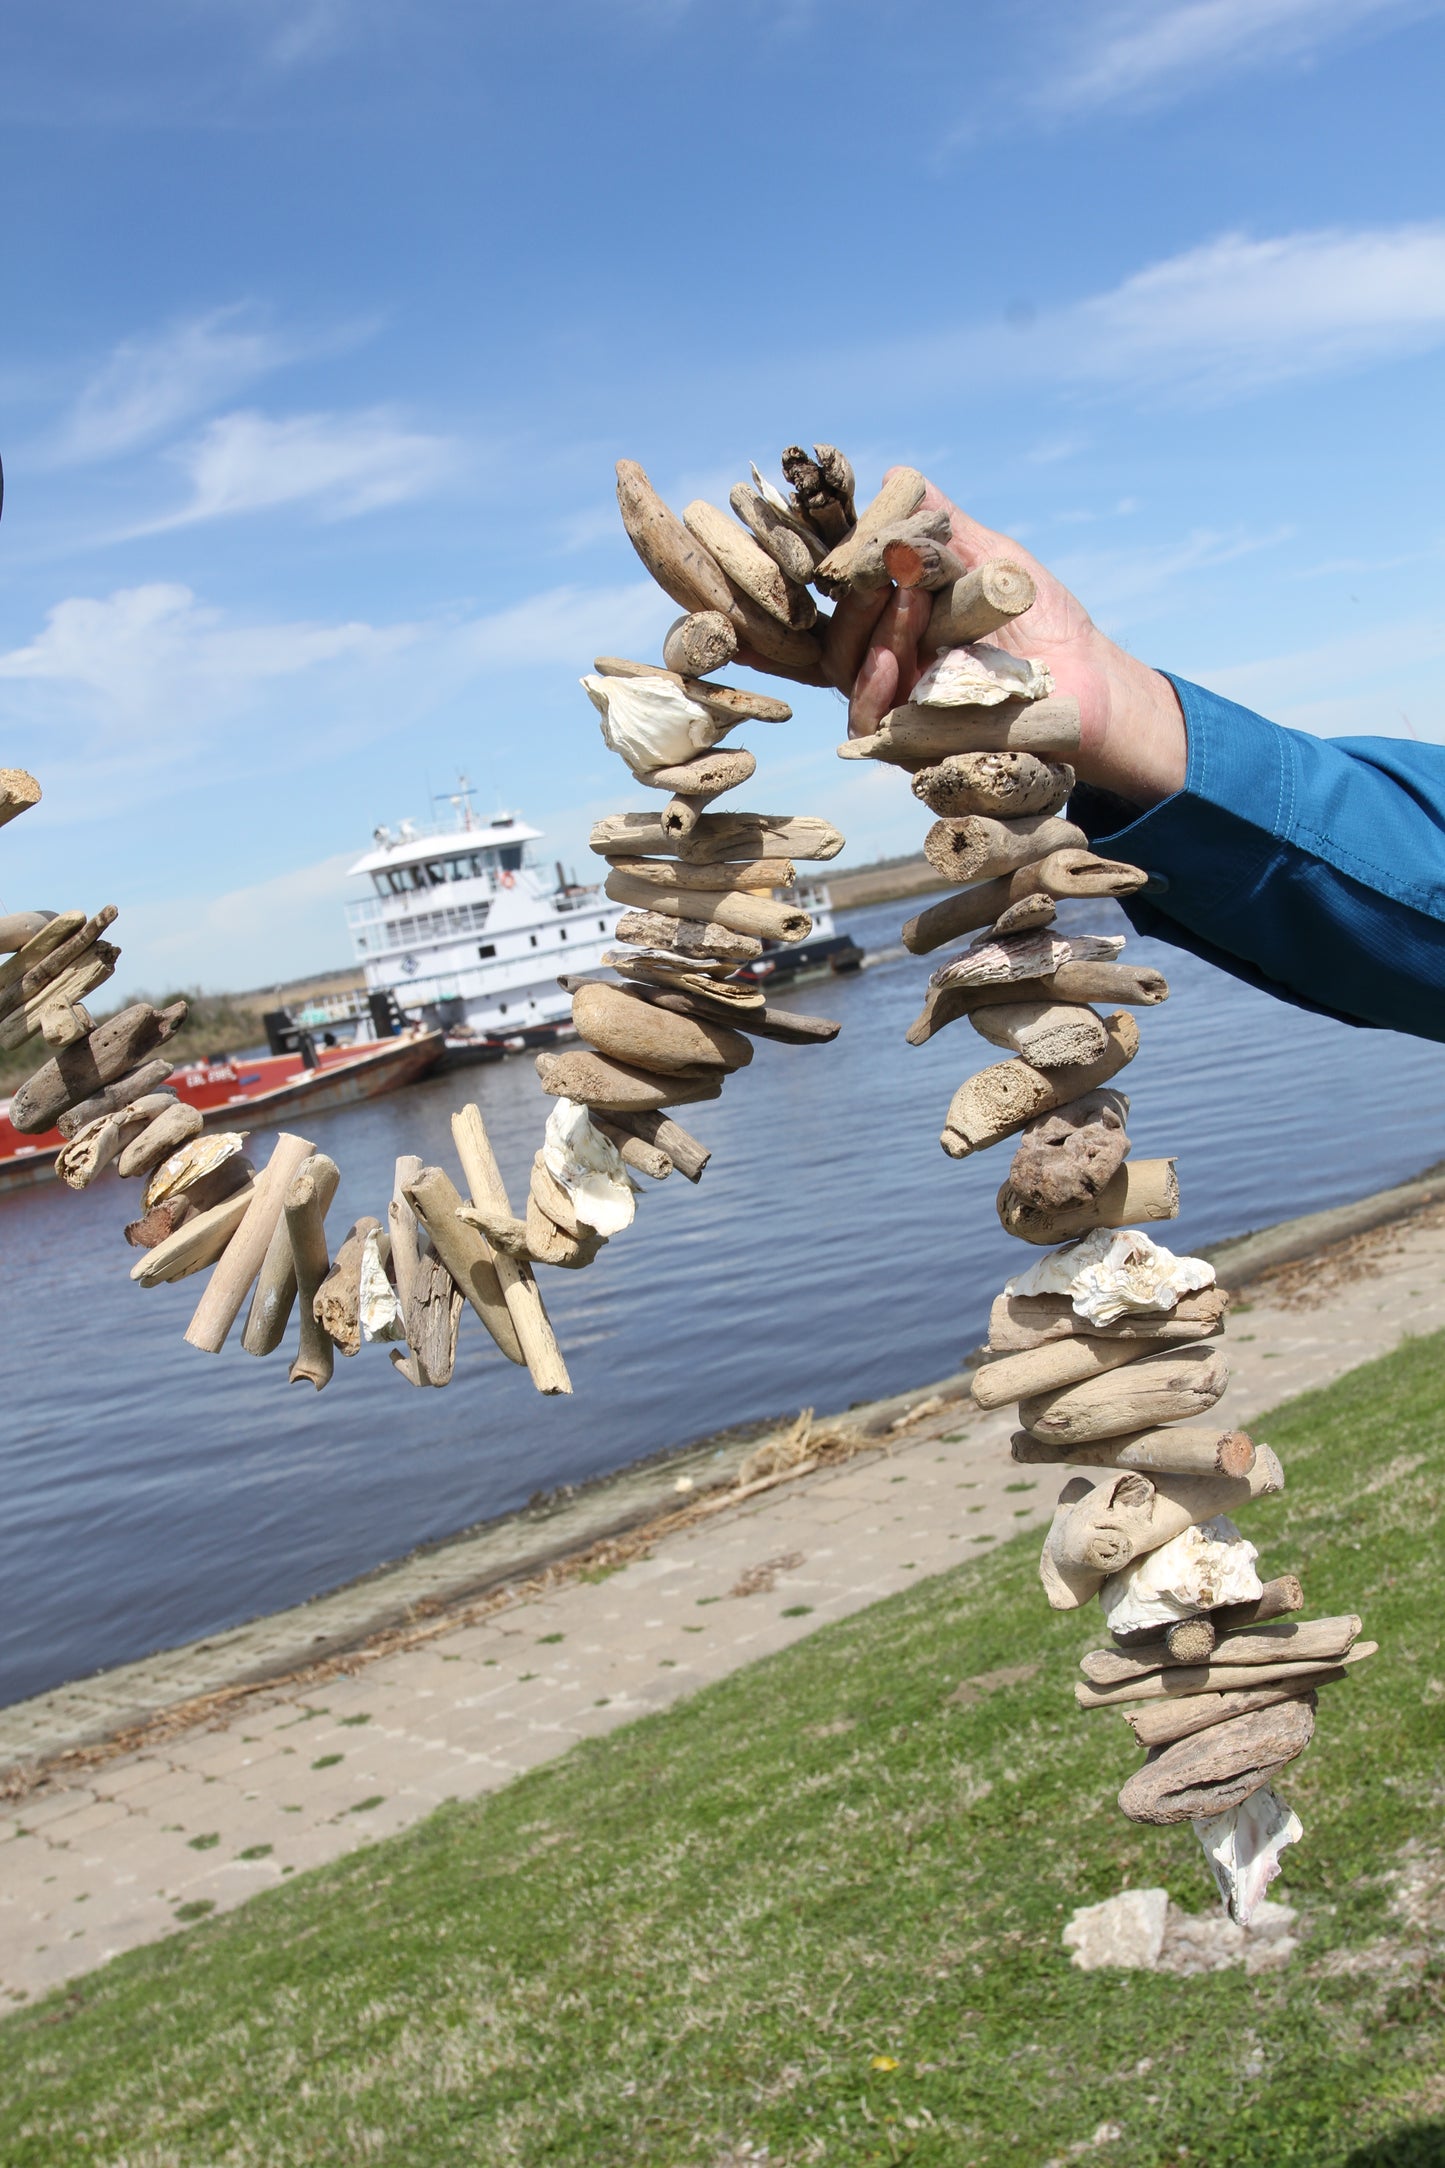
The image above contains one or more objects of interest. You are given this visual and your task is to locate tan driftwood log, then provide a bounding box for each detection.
[1006,1088,1130,1211]
[525,1190,607,1269]
[384,1152,426,1386]
[184,1132,316,1354]
[571,981,752,1074]
[729,483,824,581]
[592,655,793,726]
[844,695,1082,769]
[662,610,737,678]
[591,1116,672,1178]
[616,458,736,615]
[125,1154,254,1247]
[39,1000,92,1050]
[970,1000,1109,1068]
[942,1011,1140,1158]
[1213,1575,1305,1633]
[1117,1697,1317,1827]
[988,1286,1229,1350]
[591,810,844,862]
[922,560,1037,650]
[115,1101,204,1180]
[56,1059,175,1138]
[0,946,119,1051]
[0,770,41,829]
[599,1106,710,1181]
[614,909,761,963]
[906,966,1164,1049]
[644,747,756,798]
[841,507,953,591]
[405,1165,525,1363]
[311,1217,382,1358]
[1013,1426,1255,1479]
[998,1156,1180,1245]
[814,466,925,594]
[535,1046,724,1112]
[603,855,793,892]
[456,1203,535,1258]
[911,751,1073,821]
[131,1187,257,1286]
[54,1091,175,1190]
[0,905,118,1021]
[453,1102,572,1394]
[1042,1454,1285,1609]
[923,812,1088,885]
[12,1000,187,1134]
[1083,1616,1362,1689]
[614,982,841,1046]
[902,851,1144,954]
[683,500,817,629]
[0,911,86,1000]
[1127,1681,1326,1749]
[605,869,808,943]
[283,1167,337,1390]
[972,1330,1150,1409]
[242,1151,341,1355]
[1020,1341,1229,1444]
[0,911,55,951]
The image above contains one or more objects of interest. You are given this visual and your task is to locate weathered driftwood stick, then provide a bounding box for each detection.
[54,1091,174,1190]
[115,1101,204,1180]
[592,655,793,726]
[411,1253,464,1383]
[842,508,952,591]
[1127,1682,1324,1750]
[616,459,735,616]
[39,1000,92,1050]
[455,1203,534,1258]
[12,1000,188,1134]
[125,1155,254,1248]
[912,751,1073,822]
[1020,1341,1229,1444]
[602,951,760,1000]
[728,483,823,582]
[1042,1452,1284,1609]
[525,1190,607,1269]
[131,1187,256,1287]
[614,982,841,1046]
[453,1102,572,1395]
[683,500,817,629]
[988,1285,1229,1350]
[942,1011,1139,1158]
[995,894,1059,936]
[921,560,1037,650]
[591,810,844,862]
[535,1046,724,1112]
[56,1059,175,1138]
[384,1153,426,1386]
[405,1165,525,1364]
[242,1151,340,1355]
[901,849,1142,953]
[844,695,1082,769]
[603,854,791,892]
[644,747,756,800]
[881,528,969,592]
[0,911,85,999]
[909,961,1162,1046]
[605,869,808,943]
[591,1117,672,1179]
[972,1328,1148,1410]
[662,610,737,678]
[0,946,119,1050]
[1006,1088,1130,1212]
[283,1168,336,1390]
[923,812,1088,885]
[0,906,118,1020]
[1012,1425,1255,1479]
[530,1153,585,1236]
[571,980,752,1075]
[600,1107,710,1181]
[782,442,856,545]
[970,1000,1109,1069]
[1213,1575,1305,1633]
[312,1217,382,1358]
[1117,1696,1317,1827]
[1083,1618,1362,1690]
[998,1155,1180,1246]
[814,467,925,595]
[614,909,762,963]
[0,911,53,952]
[184,1131,316,1355]
[1011,849,1151,905]
[0,770,41,830]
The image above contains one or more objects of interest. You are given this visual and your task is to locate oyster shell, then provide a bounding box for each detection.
[911,643,1053,708]
[1005,1226,1215,1328]
[1194,1786,1302,1928]
[1100,1513,1263,1636]
[542,1098,636,1236]
[931,929,1123,989]
[581,674,730,777]
[358,1226,406,1343]
[143,1130,248,1210]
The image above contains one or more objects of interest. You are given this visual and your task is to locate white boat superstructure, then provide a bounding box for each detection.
[344,795,621,1037]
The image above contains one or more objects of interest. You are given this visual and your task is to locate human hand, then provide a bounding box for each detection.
[834,475,1187,808]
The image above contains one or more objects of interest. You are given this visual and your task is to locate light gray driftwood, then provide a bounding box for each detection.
[911,750,1073,821]
[591,1117,672,1179]
[604,869,809,943]
[1012,1425,1255,1479]
[1040,1453,1285,1610]
[906,965,1165,1047]
[923,813,1088,885]
[0,769,41,830]
[971,1327,1147,1409]
[599,1107,710,1181]
[571,980,752,1075]
[591,810,844,862]
[185,1132,317,1355]
[12,1000,188,1134]
[0,912,53,953]
[283,1167,337,1390]
[56,1059,175,1138]
[1117,1697,1317,1826]
[536,1047,725,1113]
[843,696,1081,769]
[243,1151,341,1356]
[115,1101,204,1180]
[453,1101,572,1394]
[404,1165,525,1365]
[683,500,817,629]
[614,909,762,963]
[601,854,792,892]
[662,610,737,678]
[942,1012,1139,1158]
[987,1286,1229,1351]
[728,484,822,582]
[1082,1615,1362,1688]
[921,559,1037,650]
[1019,1341,1229,1444]
[130,1187,256,1287]
[1127,1682,1325,1750]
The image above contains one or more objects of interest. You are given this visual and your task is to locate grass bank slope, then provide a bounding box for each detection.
[5,1336,1445,2167]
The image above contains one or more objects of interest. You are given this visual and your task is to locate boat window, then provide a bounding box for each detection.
[478,943,496,959]
[529,934,537,947]
[597,919,605,931]
[559,927,567,941]
[499,844,523,872]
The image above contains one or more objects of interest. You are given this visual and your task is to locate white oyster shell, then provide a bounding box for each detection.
[359,1227,406,1343]
[750,462,792,514]
[143,1130,248,1210]
[932,929,1123,989]
[1005,1226,1216,1328]
[581,675,727,776]
[1100,1513,1262,1636]
[542,1098,636,1236]
[911,642,1053,708]
[1194,1786,1302,1928]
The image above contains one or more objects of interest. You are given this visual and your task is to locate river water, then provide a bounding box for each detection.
[5,894,1444,1708]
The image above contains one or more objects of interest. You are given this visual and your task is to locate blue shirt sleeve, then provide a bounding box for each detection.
[1069,674,1445,1043]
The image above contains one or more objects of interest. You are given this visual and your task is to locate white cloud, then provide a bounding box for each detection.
[112,850,363,999]
[1055,525,1292,620]
[58,308,292,463]
[1040,0,1441,113]
[137,408,457,530]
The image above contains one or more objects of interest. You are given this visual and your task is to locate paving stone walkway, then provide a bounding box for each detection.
[3,1200,1443,2005]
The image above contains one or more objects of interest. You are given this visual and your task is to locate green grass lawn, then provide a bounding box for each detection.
[5,1336,1445,2168]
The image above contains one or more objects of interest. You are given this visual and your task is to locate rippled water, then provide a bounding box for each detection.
[5,894,1443,1707]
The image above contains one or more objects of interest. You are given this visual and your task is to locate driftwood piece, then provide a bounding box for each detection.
[988,1286,1229,1351]
[1118,1698,1317,1826]
[781,442,856,544]
[601,951,760,1000]
[1013,1425,1255,1479]
[1213,1575,1305,1634]
[0,911,55,953]
[405,1165,525,1364]
[1084,1616,1362,1688]
[592,655,793,725]
[923,812,1088,884]
[0,945,118,1050]
[1081,1645,1374,1708]
[683,500,816,629]
[603,855,793,892]
[972,1325,1147,1409]
[0,912,86,998]
[729,483,824,581]
[906,964,1165,1045]
[114,1100,204,1180]
[599,1107,710,1181]
[998,1156,1179,1245]
[535,1046,724,1112]
[530,1153,585,1236]
[1127,1681,1323,1749]
[613,981,841,1046]
[880,524,968,591]
[591,810,844,862]
[1040,1454,1283,1610]
[970,1000,1108,1068]
[813,467,925,595]
[125,1154,254,1247]
[130,1187,256,1286]
[912,751,1073,821]
[55,1059,175,1138]
[453,1102,573,1393]
[385,1153,426,1386]
[312,1217,381,1357]
[39,1000,92,1050]
[640,748,756,799]
[614,908,761,963]
[525,1189,607,1269]
[55,1092,175,1190]
[0,770,41,829]
[1007,1089,1130,1211]
[12,1000,188,1134]
[605,869,807,944]
[591,1117,672,1179]
[942,1011,1139,1158]
[571,980,752,1075]
[995,895,1058,936]
[1163,1616,1219,1665]
[1020,1341,1229,1444]
[283,1167,337,1390]
[456,1203,534,1258]
[184,1132,316,1355]
[389,1156,463,1388]
[922,560,1037,651]
[662,610,737,678]
[902,849,1144,953]
[843,696,1081,769]
[842,508,952,590]
[242,1151,340,1355]
[0,906,118,1022]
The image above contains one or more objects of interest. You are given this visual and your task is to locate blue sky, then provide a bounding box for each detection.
[2,0,1444,995]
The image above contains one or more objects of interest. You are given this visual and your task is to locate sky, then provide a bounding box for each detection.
[2,0,1444,997]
